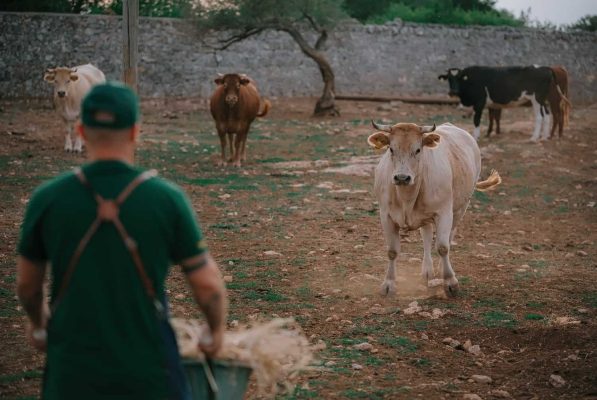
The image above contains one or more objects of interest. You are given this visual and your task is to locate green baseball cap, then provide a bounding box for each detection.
[81,81,139,129]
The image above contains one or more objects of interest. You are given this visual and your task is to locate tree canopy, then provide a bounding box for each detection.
[569,14,597,32]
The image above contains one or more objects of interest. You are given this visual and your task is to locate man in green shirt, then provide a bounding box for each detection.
[16,82,227,399]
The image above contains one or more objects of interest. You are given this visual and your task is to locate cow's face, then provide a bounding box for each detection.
[44,67,79,98]
[368,122,440,186]
[214,73,250,106]
[438,68,464,97]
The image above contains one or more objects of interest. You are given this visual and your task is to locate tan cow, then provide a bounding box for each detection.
[368,121,501,297]
[44,64,106,152]
[210,73,270,167]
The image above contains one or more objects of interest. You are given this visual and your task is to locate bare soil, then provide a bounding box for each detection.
[0,97,596,400]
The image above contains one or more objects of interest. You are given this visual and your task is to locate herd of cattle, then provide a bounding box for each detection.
[43,62,573,297]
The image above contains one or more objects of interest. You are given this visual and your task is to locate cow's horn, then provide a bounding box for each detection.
[420,124,436,134]
[371,120,392,132]
[46,68,55,73]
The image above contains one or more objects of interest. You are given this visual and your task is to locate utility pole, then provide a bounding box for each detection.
[123,0,139,92]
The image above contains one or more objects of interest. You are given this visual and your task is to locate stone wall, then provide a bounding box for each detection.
[1,12,596,102]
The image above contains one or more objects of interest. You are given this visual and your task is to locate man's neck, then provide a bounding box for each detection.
[86,148,135,164]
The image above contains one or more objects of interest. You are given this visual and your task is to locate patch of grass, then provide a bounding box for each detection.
[380,336,417,353]
[473,297,504,309]
[296,285,312,298]
[582,291,597,308]
[0,369,43,384]
[281,386,319,399]
[554,205,569,214]
[410,357,431,368]
[242,289,286,302]
[524,313,545,320]
[481,310,517,328]
[226,281,258,290]
[526,301,545,309]
[473,191,490,204]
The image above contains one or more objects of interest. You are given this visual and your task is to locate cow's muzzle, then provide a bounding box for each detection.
[225,95,238,106]
[393,174,412,185]
[57,91,66,98]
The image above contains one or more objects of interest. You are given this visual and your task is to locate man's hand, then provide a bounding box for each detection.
[17,256,48,352]
[183,253,228,358]
[198,326,224,358]
[26,323,47,352]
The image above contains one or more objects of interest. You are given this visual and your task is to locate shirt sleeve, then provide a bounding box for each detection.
[170,188,208,266]
[17,186,50,262]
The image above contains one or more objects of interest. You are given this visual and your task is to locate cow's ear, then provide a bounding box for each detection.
[214,77,224,85]
[367,132,390,149]
[44,73,55,82]
[422,132,440,148]
[438,74,448,80]
[69,73,79,82]
[240,77,250,85]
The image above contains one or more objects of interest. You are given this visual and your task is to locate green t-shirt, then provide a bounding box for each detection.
[17,160,207,400]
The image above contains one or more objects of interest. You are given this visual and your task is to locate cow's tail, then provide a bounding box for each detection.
[476,169,501,192]
[556,84,571,127]
[257,99,271,117]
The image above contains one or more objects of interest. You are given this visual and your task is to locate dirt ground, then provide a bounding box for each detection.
[0,96,596,400]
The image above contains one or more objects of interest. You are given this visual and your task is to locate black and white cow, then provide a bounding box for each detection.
[438,66,553,141]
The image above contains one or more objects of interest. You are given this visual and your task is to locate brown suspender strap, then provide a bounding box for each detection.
[52,168,159,314]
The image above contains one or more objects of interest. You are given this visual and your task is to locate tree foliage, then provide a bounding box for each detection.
[0,0,190,17]
[344,0,524,26]
[569,14,597,32]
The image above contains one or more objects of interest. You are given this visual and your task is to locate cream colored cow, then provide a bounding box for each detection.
[368,121,501,297]
[44,64,106,152]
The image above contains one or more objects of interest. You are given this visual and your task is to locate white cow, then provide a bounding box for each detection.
[367,121,501,297]
[44,64,106,152]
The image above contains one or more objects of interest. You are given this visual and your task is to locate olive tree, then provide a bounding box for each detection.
[195,0,346,116]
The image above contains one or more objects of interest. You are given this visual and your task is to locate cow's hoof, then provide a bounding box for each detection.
[380,280,396,296]
[443,277,459,297]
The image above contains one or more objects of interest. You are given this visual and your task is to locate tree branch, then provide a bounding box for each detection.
[302,13,328,50]
[202,27,265,51]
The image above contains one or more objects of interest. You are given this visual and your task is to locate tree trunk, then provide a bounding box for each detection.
[283,27,340,117]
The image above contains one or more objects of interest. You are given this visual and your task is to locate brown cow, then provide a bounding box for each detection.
[209,73,270,167]
[480,66,571,139]
[548,66,571,138]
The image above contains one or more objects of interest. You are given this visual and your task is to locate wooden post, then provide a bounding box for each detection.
[123,0,139,92]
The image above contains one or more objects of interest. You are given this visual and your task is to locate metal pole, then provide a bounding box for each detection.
[123,0,139,92]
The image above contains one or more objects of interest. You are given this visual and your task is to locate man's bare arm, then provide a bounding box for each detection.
[182,253,227,356]
[16,256,47,328]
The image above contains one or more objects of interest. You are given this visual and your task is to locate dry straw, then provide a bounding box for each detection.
[171,318,324,396]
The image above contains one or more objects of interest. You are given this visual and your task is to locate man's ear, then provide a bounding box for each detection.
[130,124,140,141]
[367,132,390,149]
[422,132,441,148]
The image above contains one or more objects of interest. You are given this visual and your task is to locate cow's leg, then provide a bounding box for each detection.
[540,104,551,140]
[217,129,227,166]
[495,109,502,135]
[472,105,483,140]
[64,123,73,152]
[241,138,248,162]
[435,210,458,296]
[232,132,244,167]
[380,214,400,296]
[228,133,235,162]
[420,224,433,284]
[529,98,543,142]
[487,109,494,137]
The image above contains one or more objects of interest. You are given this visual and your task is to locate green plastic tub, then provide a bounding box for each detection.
[182,358,252,400]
